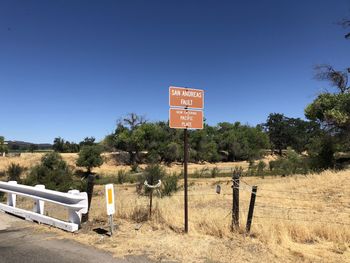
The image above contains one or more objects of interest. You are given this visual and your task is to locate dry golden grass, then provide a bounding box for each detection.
[98,170,350,262]
[11,169,349,262]
[1,154,349,262]
[0,152,250,176]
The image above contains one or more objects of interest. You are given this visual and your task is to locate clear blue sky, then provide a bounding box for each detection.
[1,0,349,143]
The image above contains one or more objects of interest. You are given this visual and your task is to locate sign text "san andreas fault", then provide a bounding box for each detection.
[169,86,204,109]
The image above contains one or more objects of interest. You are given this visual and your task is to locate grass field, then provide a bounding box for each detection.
[1,155,348,262]
[0,152,252,177]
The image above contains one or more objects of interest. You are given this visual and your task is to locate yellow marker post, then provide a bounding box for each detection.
[105,184,115,235]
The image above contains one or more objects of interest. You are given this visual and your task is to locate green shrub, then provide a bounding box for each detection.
[307,135,336,170]
[6,163,23,182]
[210,166,220,178]
[161,175,178,196]
[269,148,310,176]
[77,178,88,192]
[117,169,127,184]
[138,164,166,194]
[246,161,256,176]
[257,161,267,178]
[130,163,140,173]
[146,150,161,164]
[25,152,77,192]
[192,169,200,178]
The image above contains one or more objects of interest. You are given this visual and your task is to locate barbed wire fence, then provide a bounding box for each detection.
[237,177,350,231]
[111,173,350,233]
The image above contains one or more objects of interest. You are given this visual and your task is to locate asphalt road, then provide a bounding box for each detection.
[0,212,157,263]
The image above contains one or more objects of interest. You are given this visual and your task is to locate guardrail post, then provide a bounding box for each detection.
[7,181,17,207]
[68,190,82,225]
[33,185,45,214]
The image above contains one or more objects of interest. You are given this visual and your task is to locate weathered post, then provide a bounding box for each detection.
[149,188,153,218]
[82,174,95,223]
[246,185,258,233]
[231,171,240,231]
[109,214,114,236]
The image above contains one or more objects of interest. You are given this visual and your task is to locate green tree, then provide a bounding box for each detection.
[28,144,38,153]
[303,14,350,168]
[53,137,80,153]
[101,134,115,151]
[264,113,320,154]
[314,65,349,94]
[138,122,167,163]
[264,113,290,155]
[163,142,181,164]
[106,114,270,164]
[190,124,220,162]
[287,118,320,153]
[113,113,147,164]
[76,145,104,174]
[305,93,350,131]
[307,134,336,169]
[305,80,350,153]
[79,137,96,147]
[53,137,65,152]
[217,122,269,161]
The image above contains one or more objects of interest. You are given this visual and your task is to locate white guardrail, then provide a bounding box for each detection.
[0,181,88,232]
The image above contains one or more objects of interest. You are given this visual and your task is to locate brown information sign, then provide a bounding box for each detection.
[169,108,203,129]
[169,86,204,109]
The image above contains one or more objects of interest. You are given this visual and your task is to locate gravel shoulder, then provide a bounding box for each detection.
[0,212,162,263]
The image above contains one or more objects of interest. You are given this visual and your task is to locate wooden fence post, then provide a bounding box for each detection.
[82,174,95,223]
[246,185,257,233]
[231,172,240,231]
[149,189,153,219]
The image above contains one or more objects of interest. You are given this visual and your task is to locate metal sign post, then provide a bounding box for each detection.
[109,214,114,235]
[184,128,189,233]
[169,86,204,233]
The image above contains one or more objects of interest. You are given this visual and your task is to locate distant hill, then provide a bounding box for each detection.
[6,141,52,151]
